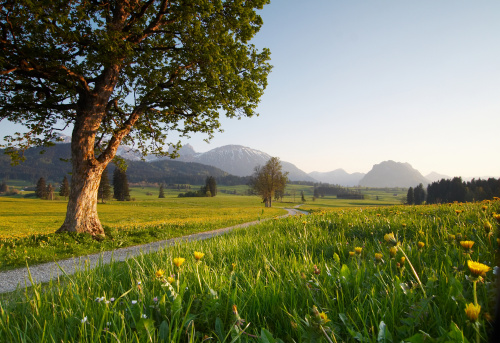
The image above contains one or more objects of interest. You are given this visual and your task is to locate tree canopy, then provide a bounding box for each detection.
[249,157,288,207]
[0,0,271,235]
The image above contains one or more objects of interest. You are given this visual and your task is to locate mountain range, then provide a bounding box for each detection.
[1,137,464,187]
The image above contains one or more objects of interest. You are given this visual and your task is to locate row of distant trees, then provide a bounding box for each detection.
[31,170,223,202]
[407,177,500,204]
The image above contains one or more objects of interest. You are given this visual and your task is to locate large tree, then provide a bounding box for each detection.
[249,157,288,207]
[0,1,271,236]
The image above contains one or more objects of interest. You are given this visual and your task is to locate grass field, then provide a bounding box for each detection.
[0,200,498,342]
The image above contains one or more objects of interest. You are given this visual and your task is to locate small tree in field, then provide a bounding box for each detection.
[0,1,271,236]
[59,176,70,200]
[46,183,54,200]
[113,168,130,201]
[35,177,47,199]
[97,169,112,204]
[158,184,165,198]
[249,157,288,207]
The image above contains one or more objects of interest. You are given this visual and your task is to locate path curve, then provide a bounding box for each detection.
[0,207,307,294]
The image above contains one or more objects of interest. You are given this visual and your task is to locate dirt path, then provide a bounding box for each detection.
[0,207,307,294]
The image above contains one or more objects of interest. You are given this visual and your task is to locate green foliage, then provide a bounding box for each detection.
[113,168,130,201]
[158,184,165,198]
[249,157,289,207]
[59,176,70,199]
[35,177,47,199]
[0,0,272,158]
[98,169,112,203]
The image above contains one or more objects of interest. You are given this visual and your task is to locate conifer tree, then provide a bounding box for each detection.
[35,177,47,199]
[158,184,165,198]
[59,176,70,200]
[98,169,112,203]
[113,168,130,201]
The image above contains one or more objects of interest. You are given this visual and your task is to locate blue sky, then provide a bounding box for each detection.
[2,1,500,178]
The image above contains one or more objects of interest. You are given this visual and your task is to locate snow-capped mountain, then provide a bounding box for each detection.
[175,145,315,182]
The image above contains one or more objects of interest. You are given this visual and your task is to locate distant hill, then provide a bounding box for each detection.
[0,144,245,185]
[359,160,430,188]
[425,171,450,183]
[309,169,365,187]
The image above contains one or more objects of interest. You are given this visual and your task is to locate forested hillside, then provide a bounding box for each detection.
[0,144,248,185]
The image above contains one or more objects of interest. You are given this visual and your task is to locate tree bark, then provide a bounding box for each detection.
[56,163,105,236]
[56,93,114,236]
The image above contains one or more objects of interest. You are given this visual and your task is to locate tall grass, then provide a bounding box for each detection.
[1,201,498,342]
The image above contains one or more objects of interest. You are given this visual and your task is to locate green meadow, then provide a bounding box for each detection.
[0,200,498,342]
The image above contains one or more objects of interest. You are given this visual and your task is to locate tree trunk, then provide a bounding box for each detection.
[56,164,105,236]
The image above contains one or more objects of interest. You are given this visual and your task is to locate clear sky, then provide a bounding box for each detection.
[2,1,500,178]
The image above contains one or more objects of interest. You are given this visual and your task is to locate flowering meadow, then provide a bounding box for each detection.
[1,200,499,342]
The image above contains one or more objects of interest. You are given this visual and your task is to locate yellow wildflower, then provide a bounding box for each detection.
[318,311,330,324]
[467,260,491,277]
[155,269,165,278]
[173,257,185,268]
[355,247,362,255]
[460,241,474,250]
[375,253,383,261]
[349,251,355,257]
[494,214,500,224]
[384,232,397,245]
[167,276,175,284]
[484,221,492,232]
[455,210,462,214]
[400,256,406,265]
[464,303,481,322]
[389,246,397,257]
[417,242,425,249]
[194,251,205,260]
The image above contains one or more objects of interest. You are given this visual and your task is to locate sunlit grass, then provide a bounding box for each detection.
[0,200,497,342]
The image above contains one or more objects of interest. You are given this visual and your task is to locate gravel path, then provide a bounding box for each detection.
[0,207,307,294]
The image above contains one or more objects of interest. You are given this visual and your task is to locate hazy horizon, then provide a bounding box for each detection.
[1,1,499,178]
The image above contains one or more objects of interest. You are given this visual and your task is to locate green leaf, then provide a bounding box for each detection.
[377,321,393,343]
[402,333,424,343]
[215,317,225,341]
[260,328,276,343]
[340,264,351,280]
[445,322,469,343]
[159,320,169,341]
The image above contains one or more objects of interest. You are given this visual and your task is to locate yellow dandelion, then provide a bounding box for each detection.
[349,251,355,257]
[460,241,474,250]
[355,247,362,255]
[448,234,456,241]
[194,251,205,260]
[482,205,488,211]
[375,253,383,261]
[494,214,500,224]
[167,276,175,283]
[455,210,462,214]
[318,311,330,324]
[467,260,491,277]
[173,257,185,268]
[464,303,481,322]
[155,269,165,278]
[389,246,397,257]
[418,242,425,249]
[384,232,397,245]
[484,221,493,232]
[400,256,406,265]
